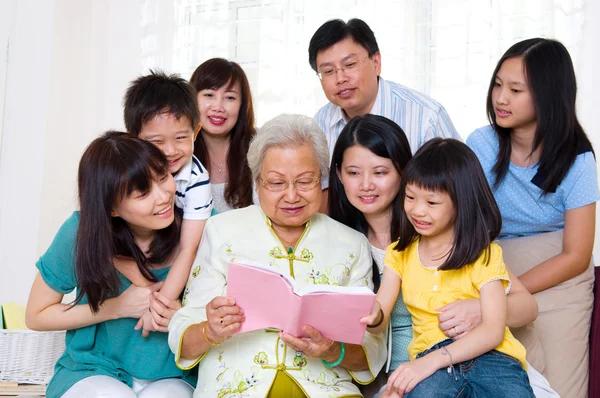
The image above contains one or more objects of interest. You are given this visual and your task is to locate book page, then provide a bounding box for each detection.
[231,258,298,290]
[226,262,300,334]
[298,291,376,344]
[297,284,373,296]
[227,261,376,344]
[230,259,372,296]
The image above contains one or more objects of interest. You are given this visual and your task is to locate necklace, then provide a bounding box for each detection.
[206,145,228,175]
[278,236,297,252]
[371,232,391,250]
[273,228,301,253]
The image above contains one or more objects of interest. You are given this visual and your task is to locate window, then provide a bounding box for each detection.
[143,0,585,136]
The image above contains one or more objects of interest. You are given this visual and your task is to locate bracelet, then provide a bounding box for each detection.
[202,323,222,346]
[440,347,457,380]
[321,342,345,368]
[367,308,384,328]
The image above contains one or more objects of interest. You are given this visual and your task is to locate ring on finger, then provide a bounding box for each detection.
[454,326,459,335]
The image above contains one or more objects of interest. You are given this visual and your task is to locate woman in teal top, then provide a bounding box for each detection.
[25,132,196,398]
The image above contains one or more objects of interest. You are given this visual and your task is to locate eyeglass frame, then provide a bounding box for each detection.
[316,56,370,81]
[258,176,321,192]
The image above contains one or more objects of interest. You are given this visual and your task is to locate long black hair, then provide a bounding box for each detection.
[486,38,594,194]
[395,138,502,271]
[190,58,256,209]
[329,115,412,289]
[74,131,181,312]
[329,115,412,241]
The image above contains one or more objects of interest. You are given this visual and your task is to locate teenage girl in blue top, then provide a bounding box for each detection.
[467,38,599,398]
[25,132,195,398]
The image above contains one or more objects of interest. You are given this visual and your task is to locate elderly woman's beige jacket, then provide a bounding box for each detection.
[168,205,386,398]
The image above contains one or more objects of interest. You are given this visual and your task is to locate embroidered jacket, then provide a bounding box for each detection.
[168,205,386,397]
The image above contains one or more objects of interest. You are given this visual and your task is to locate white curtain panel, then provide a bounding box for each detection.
[140,0,585,136]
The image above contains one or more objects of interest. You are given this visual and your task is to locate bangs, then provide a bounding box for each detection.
[199,67,235,92]
[353,129,390,160]
[113,140,168,202]
[192,58,243,93]
[402,148,453,196]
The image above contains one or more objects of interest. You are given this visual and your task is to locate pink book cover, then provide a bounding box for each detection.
[226,260,376,345]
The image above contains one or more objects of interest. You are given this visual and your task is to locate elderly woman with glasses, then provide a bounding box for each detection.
[168,114,386,398]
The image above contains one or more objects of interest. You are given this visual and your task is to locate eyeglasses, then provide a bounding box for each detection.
[259,176,321,192]
[317,56,369,81]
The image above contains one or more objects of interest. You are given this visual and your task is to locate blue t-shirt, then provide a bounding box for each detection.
[467,125,600,239]
[36,212,196,398]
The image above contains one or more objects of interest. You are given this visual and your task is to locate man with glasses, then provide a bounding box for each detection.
[309,18,460,164]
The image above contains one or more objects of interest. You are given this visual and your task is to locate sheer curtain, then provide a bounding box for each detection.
[0,1,593,305]
[141,0,585,136]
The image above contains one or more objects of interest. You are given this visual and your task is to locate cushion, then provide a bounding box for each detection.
[498,230,594,398]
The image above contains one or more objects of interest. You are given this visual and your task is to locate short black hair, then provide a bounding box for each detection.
[395,138,502,271]
[123,70,200,136]
[308,18,379,72]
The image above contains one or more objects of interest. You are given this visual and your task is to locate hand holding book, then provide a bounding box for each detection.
[226,261,376,344]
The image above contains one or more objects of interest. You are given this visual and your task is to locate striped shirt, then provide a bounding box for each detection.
[314,77,461,159]
[174,155,213,220]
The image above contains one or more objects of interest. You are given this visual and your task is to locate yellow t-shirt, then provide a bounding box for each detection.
[384,240,527,368]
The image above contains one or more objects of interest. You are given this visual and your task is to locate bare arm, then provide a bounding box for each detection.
[386,281,507,395]
[25,273,159,331]
[114,256,153,287]
[361,266,401,334]
[437,267,537,337]
[435,281,508,361]
[519,203,595,293]
[160,219,206,300]
[180,322,214,360]
[180,296,244,360]
[505,267,538,326]
[281,326,369,371]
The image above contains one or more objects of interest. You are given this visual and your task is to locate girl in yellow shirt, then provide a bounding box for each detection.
[362,138,534,398]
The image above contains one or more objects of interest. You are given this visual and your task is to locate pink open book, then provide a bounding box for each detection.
[226,260,376,344]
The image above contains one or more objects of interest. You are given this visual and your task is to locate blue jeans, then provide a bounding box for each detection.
[376,339,534,398]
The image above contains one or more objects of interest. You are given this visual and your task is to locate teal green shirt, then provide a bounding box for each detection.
[36,212,196,398]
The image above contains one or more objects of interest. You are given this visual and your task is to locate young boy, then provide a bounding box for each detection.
[122,70,212,335]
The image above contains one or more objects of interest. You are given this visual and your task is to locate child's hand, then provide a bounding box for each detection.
[135,310,156,338]
[381,389,402,398]
[360,300,382,325]
[148,291,182,331]
[385,356,438,396]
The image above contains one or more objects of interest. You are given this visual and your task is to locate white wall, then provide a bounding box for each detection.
[578,1,600,259]
[0,0,144,306]
[0,0,56,306]
[0,2,599,306]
